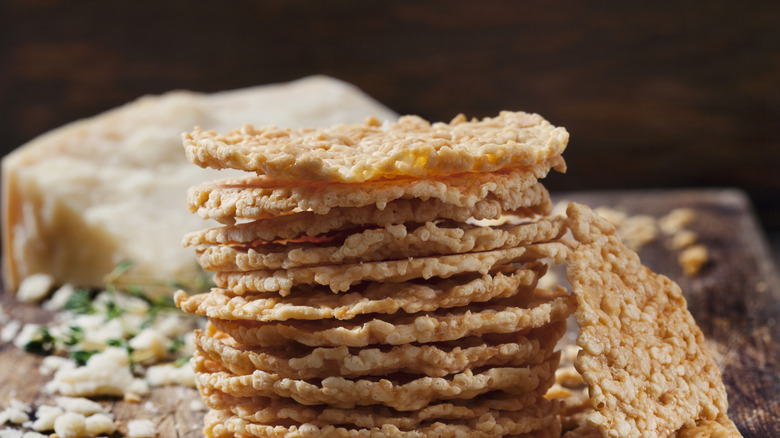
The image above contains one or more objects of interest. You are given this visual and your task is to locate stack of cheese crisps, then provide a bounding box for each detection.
[175,112,577,437]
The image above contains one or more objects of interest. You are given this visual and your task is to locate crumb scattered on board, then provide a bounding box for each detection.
[553,202,708,276]
[0,262,207,437]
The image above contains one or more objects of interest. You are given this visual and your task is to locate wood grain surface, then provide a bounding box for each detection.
[0,189,777,437]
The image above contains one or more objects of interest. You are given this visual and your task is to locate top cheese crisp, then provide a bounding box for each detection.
[183,111,569,183]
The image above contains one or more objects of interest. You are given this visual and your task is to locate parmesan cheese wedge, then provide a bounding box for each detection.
[2,76,397,294]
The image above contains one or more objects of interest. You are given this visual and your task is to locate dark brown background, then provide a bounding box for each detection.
[1,0,779,237]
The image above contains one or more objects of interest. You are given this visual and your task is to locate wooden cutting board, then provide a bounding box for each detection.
[0,188,778,437]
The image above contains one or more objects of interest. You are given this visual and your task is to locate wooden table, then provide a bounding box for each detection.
[0,188,778,437]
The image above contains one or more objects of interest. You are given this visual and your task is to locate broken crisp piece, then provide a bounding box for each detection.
[564,203,740,438]
[679,244,709,277]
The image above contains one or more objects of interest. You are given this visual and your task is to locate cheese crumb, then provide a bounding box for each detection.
[85,413,115,436]
[146,364,195,388]
[42,284,76,312]
[12,324,41,349]
[55,397,104,416]
[669,229,699,250]
[16,274,55,303]
[0,320,21,343]
[123,392,143,403]
[143,401,158,415]
[126,378,150,397]
[153,314,194,339]
[128,328,169,364]
[594,205,627,227]
[31,405,63,431]
[679,244,709,276]
[46,348,134,397]
[39,356,74,376]
[0,399,30,425]
[53,412,87,438]
[127,419,156,438]
[659,207,695,235]
[617,214,658,251]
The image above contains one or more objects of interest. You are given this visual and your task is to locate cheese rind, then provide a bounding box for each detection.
[2,76,397,294]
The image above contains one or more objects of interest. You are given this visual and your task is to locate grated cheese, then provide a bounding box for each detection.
[84,413,115,436]
[30,405,63,432]
[127,419,156,438]
[53,412,87,438]
[16,274,55,304]
[46,348,136,397]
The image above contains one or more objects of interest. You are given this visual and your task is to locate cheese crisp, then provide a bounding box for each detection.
[193,217,566,271]
[184,111,569,182]
[194,321,565,379]
[193,351,559,410]
[203,390,554,428]
[208,292,575,347]
[203,408,563,438]
[176,266,546,321]
[211,242,568,295]
[186,158,563,223]
[564,203,739,437]
[182,183,553,244]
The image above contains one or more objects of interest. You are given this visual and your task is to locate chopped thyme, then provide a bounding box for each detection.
[107,338,128,349]
[168,265,213,294]
[104,300,125,321]
[166,280,189,291]
[173,355,192,368]
[23,327,57,355]
[109,260,135,279]
[63,289,95,314]
[70,349,101,366]
[62,326,85,346]
[168,337,186,354]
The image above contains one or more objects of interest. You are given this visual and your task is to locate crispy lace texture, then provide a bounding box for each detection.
[183,193,551,246]
[193,350,560,411]
[195,321,565,379]
[194,217,566,271]
[212,242,568,295]
[209,290,575,347]
[203,408,564,438]
[186,160,563,224]
[176,264,545,321]
[565,203,736,438]
[676,418,743,437]
[202,388,556,429]
[184,111,569,183]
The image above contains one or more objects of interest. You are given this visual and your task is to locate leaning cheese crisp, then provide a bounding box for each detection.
[565,203,741,438]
